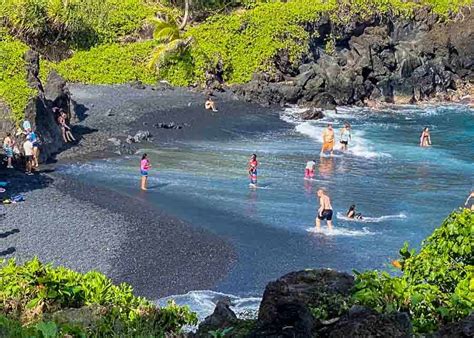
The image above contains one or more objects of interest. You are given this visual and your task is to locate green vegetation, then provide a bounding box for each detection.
[352,209,473,333]
[0,32,36,122]
[0,258,197,337]
[42,41,159,85]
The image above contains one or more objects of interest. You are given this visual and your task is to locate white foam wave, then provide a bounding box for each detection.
[336,212,407,223]
[158,290,261,323]
[306,226,375,236]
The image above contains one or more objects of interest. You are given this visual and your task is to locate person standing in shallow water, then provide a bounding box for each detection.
[140,153,151,190]
[340,122,352,151]
[321,123,335,156]
[248,154,258,187]
[420,127,431,147]
[316,188,333,231]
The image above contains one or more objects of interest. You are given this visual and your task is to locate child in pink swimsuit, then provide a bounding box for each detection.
[140,153,151,190]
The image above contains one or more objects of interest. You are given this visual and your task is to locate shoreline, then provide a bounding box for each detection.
[2,85,276,299]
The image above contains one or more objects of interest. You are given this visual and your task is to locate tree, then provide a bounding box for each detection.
[148,0,192,71]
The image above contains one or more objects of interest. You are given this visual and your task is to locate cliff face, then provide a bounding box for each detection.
[0,50,69,162]
[233,9,474,107]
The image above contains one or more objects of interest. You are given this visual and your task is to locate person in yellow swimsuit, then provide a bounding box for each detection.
[321,123,335,156]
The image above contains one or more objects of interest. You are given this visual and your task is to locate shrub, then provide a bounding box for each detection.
[0,0,158,49]
[42,41,159,85]
[352,209,474,333]
[0,258,198,336]
[0,34,36,122]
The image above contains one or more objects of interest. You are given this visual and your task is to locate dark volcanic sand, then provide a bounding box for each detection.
[0,84,280,299]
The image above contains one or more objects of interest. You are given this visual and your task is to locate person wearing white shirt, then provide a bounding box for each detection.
[23,139,34,175]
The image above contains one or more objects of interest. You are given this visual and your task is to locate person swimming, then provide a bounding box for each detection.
[347,205,363,220]
[248,154,258,186]
[304,160,316,179]
[420,127,431,147]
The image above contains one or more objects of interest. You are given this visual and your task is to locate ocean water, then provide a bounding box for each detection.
[61,104,473,320]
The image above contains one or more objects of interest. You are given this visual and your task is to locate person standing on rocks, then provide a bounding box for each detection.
[248,154,258,187]
[23,137,34,176]
[140,153,151,191]
[340,122,352,151]
[321,123,335,156]
[58,110,76,143]
[316,188,333,231]
[3,133,15,169]
[420,127,431,147]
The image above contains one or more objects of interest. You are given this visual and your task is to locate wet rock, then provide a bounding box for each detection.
[133,130,151,142]
[130,80,146,90]
[154,122,184,130]
[300,108,324,120]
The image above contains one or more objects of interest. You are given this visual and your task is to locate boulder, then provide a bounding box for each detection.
[133,130,151,143]
[196,298,239,336]
[300,108,324,120]
[432,313,474,337]
[318,306,412,337]
[251,269,354,337]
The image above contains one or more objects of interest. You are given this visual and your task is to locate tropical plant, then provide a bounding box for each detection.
[352,209,473,334]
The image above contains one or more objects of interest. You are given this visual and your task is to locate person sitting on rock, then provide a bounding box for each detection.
[58,110,76,143]
[205,97,218,112]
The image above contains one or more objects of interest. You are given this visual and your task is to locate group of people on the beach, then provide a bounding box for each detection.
[1,108,75,175]
[2,121,40,175]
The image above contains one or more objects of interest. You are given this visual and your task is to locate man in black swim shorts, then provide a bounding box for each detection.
[316,188,333,230]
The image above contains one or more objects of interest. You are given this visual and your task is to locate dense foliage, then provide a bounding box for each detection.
[0,258,197,337]
[41,41,159,85]
[0,0,158,50]
[352,209,473,333]
[0,32,36,122]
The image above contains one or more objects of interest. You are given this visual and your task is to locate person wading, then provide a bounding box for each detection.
[316,188,333,231]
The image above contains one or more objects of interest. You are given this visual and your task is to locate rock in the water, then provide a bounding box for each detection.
[300,108,324,120]
[251,269,354,337]
[319,306,412,338]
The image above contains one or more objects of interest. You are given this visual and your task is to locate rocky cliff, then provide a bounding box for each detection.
[0,50,70,162]
[233,9,474,108]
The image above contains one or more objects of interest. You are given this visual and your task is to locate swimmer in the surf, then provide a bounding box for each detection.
[304,160,316,179]
[248,154,258,186]
[347,205,363,220]
[420,127,431,147]
[321,123,335,156]
[316,188,333,230]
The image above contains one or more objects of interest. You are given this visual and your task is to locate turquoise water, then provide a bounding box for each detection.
[62,104,473,314]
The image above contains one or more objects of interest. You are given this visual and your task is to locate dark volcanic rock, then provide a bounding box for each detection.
[432,313,474,337]
[317,305,412,337]
[233,11,474,107]
[301,108,324,120]
[195,298,239,336]
[251,269,354,337]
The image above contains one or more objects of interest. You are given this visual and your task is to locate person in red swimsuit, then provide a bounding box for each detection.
[248,154,258,186]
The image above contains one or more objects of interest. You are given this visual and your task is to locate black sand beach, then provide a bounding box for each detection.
[0,84,276,299]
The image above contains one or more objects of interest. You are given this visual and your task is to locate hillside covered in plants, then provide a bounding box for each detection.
[1,0,473,122]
